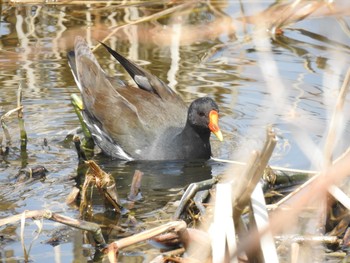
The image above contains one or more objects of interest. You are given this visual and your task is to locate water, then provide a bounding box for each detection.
[1,0,350,262]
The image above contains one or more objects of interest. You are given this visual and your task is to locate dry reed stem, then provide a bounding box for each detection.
[107,220,187,263]
[80,174,94,216]
[328,185,350,210]
[275,235,339,244]
[84,160,123,213]
[0,209,106,246]
[211,157,318,175]
[209,183,236,262]
[290,242,300,263]
[233,126,277,216]
[20,211,28,261]
[0,107,22,147]
[251,183,278,262]
[323,67,350,167]
[128,170,143,201]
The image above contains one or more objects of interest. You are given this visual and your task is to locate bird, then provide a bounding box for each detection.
[67,36,223,161]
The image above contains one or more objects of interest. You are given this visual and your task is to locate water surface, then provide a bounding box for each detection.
[1,0,350,262]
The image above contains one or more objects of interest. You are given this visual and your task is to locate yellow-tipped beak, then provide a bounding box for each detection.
[208,110,223,141]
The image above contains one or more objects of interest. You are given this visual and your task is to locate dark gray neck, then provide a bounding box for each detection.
[178,122,211,160]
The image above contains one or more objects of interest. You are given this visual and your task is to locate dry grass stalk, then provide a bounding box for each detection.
[212,157,318,175]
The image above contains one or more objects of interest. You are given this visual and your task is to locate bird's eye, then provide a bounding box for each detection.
[199,112,205,117]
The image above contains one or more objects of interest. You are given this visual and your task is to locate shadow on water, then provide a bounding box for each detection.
[99,159,216,189]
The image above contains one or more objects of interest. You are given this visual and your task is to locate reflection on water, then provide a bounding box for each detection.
[1,0,350,261]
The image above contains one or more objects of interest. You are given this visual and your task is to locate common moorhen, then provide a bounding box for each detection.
[68,37,223,161]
